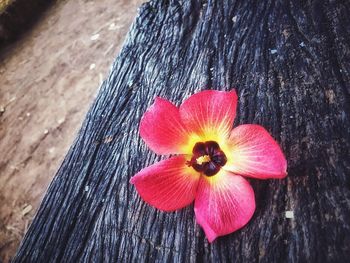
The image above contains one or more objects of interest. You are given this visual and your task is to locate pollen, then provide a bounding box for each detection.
[196,155,211,164]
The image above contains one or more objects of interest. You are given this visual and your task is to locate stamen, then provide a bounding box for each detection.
[196,155,211,165]
[189,141,227,176]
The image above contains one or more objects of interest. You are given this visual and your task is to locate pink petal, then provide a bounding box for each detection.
[130,156,200,211]
[225,124,287,179]
[194,171,255,242]
[140,97,191,155]
[179,90,238,139]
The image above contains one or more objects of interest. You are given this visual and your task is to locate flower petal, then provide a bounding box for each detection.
[225,124,287,179]
[130,156,200,211]
[194,171,255,242]
[140,97,191,155]
[179,90,238,143]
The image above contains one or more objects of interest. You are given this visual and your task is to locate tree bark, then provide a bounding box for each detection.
[13,0,350,262]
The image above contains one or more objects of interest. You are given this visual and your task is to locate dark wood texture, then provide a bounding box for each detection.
[13,0,350,262]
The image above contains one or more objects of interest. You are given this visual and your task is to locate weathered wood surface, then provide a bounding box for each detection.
[14,0,350,262]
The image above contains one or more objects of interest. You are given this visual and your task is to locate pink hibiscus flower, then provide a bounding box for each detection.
[130,90,287,242]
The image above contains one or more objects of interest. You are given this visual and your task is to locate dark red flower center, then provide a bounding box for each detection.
[187,141,227,176]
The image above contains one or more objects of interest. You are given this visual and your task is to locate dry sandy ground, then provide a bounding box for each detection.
[0,0,143,261]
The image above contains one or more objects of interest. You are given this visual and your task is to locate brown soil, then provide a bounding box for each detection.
[0,0,143,261]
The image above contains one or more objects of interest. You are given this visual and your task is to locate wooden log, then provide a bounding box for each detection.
[13,0,350,262]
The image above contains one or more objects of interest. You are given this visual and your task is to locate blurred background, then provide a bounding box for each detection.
[0,0,143,261]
